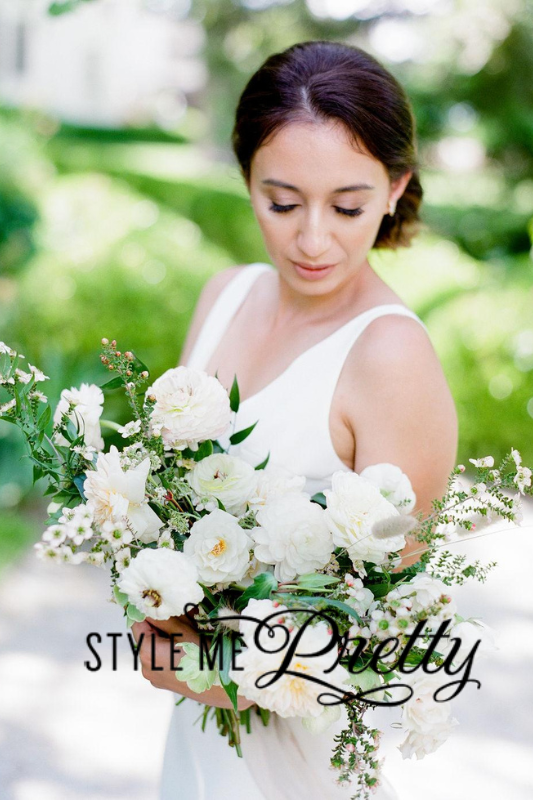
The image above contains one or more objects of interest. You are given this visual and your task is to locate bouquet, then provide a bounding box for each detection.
[1,337,531,799]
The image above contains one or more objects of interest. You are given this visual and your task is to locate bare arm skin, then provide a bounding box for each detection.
[340,314,459,570]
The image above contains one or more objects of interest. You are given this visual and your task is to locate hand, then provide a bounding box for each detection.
[131,615,255,711]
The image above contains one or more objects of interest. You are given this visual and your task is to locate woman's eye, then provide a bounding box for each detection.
[269,202,364,218]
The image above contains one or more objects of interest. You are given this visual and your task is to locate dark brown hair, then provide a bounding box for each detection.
[231,40,423,249]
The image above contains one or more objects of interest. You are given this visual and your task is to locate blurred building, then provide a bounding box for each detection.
[0,0,207,127]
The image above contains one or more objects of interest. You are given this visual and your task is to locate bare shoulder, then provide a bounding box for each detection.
[340,310,459,510]
[178,265,247,366]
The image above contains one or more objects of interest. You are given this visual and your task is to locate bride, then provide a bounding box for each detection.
[131,40,458,799]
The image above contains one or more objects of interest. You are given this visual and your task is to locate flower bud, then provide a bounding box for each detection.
[125,351,134,360]
[115,351,121,357]
[147,394,156,402]
[111,339,117,348]
[141,370,149,379]
[100,356,109,364]
[101,337,109,346]
[126,370,132,376]
[109,364,115,370]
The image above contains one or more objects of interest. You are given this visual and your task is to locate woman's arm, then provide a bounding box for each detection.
[342,314,459,570]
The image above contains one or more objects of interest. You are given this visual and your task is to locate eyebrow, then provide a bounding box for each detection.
[261,179,375,193]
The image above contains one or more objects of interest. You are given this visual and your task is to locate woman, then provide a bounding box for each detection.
[132,40,458,799]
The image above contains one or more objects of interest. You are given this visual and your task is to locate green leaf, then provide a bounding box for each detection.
[235,571,278,611]
[33,464,44,483]
[219,636,239,712]
[229,375,240,413]
[254,452,270,470]
[73,474,87,501]
[100,376,124,390]
[126,603,146,622]
[294,573,340,591]
[194,439,214,461]
[0,416,19,426]
[229,421,258,445]
[310,492,327,508]
[113,584,129,607]
[37,405,51,430]
[366,583,391,598]
[292,596,362,623]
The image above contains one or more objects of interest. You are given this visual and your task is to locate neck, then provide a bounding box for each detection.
[273,259,378,325]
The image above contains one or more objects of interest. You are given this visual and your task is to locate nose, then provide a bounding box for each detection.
[296,207,332,259]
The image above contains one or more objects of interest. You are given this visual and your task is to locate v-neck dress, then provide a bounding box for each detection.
[159,262,428,800]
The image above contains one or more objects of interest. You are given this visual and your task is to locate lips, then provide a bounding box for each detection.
[293,262,335,270]
[292,262,337,280]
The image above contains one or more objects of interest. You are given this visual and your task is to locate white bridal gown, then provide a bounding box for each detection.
[159,262,428,800]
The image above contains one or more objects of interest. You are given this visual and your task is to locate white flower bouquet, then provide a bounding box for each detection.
[1,337,531,799]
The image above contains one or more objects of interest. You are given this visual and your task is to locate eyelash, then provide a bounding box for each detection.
[269,202,364,218]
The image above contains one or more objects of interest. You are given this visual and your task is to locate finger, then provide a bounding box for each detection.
[131,619,152,644]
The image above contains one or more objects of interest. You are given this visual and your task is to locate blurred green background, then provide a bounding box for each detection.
[1,0,532,573]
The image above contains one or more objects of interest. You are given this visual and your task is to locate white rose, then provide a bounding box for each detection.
[230,615,350,718]
[359,463,416,514]
[248,465,308,509]
[83,445,162,543]
[324,471,403,565]
[186,453,257,516]
[146,366,231,451]
[117,547,204,620]
[53,383,104,451]
[252,492,333,582]
[183,508,252,585]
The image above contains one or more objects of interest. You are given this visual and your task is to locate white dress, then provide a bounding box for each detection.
[159,263,428,800]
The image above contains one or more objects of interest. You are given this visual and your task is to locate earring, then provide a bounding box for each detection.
[388,199,396,216]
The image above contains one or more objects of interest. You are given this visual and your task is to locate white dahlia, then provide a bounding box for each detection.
[186,453,257,516]
[183,508,252,586]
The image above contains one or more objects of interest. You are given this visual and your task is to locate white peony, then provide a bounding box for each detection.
[399,671,459,759]
[146,366,231,450]
[186,453,258,516]
[252,492,334,582]
[248,466,308,510]
[183,508,252,586]
[117,547,204,620]
[324,471,404,565]
[359,463,416,514]
[53,383,105,451]
[231,608,351,718]
[83,445,162,543]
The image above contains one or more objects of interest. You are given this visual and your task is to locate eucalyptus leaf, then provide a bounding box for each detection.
[113,585,129,607]
[126,603,146,622]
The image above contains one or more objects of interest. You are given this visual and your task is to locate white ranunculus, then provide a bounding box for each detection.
[324,471,403,565]
[230,612,350,718]
[439,618,498,664]
[359,463,416,514]
[186,453,257,516]
[83,445,162,543]
[395,573,457,619]
[146,366,231,451]
[53,383,105,451]
[401,672,455,736]
[183,508,252,586]
[117,547,204,620]
[252,492,333,582]
[248,466,308,509]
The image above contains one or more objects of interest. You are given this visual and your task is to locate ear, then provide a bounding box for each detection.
[389,170,413,205]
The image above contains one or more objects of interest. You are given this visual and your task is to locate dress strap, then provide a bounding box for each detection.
[185,263,272,371]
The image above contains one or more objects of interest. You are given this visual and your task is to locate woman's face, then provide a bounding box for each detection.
[248,119,412,295]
